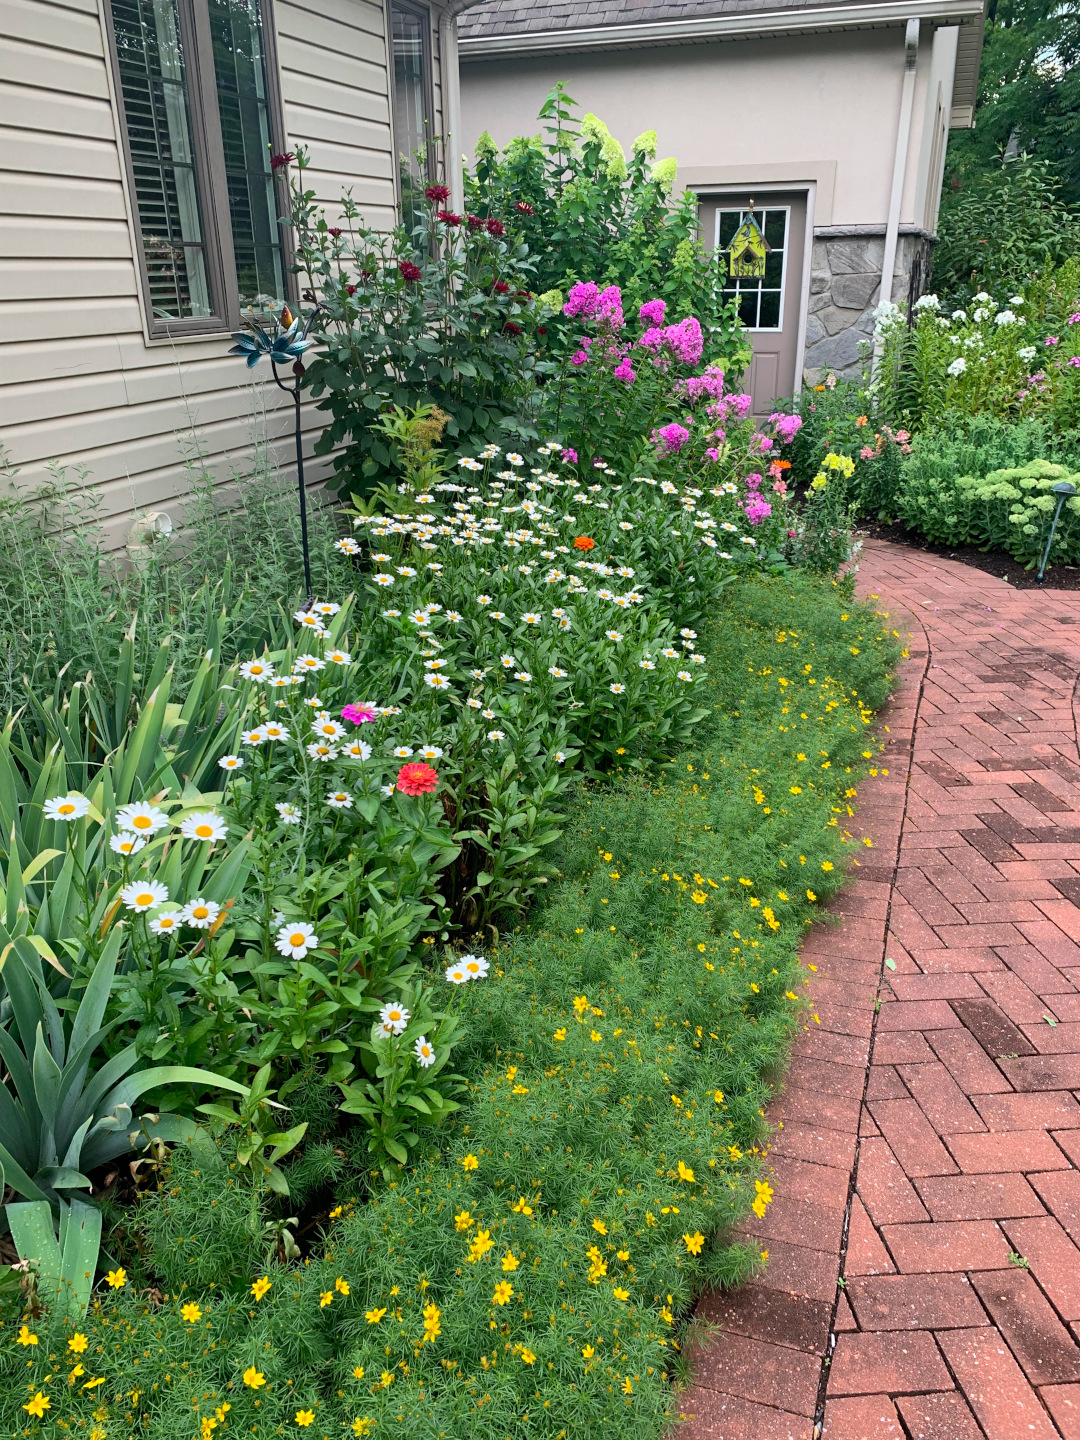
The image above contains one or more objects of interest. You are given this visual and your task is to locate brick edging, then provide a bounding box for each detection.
[676,587,932,1440]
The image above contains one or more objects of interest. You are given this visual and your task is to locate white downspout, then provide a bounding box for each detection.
[875,17,920,363]
[439,0,490,215]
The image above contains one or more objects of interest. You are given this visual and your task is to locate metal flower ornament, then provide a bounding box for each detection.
[229,303,322,604]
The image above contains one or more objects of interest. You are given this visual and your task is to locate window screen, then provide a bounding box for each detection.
[716,207,789,331]
[392,3,430,232]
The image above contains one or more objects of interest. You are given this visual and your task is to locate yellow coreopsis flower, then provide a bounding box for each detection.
[501,1251,520,1272]
[319,1291,333,1308]
[365,1307,387,1324]
[251,1276,271,1301]
[17,1324,38,1346]
[181,1302,202,1323]
[295,1409,315,1427]
[243,1367,266,1389]
[68,1332,88,1353]
[23,1393,51,1418]
[461,1153,479,1171]
[677,1161,695,1183]
[335,1277,350,1295]
[105,1267,127,1289]
[492,1281,513,1305]
[683,1231,705,1255]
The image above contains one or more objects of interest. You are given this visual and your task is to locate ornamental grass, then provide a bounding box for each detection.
[1,575,899,1440]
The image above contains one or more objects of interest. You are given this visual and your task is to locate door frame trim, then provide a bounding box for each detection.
[695,181,815,398]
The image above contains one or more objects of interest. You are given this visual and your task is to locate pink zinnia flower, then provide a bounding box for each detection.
[342,704,377,725]
[396,762,439,796]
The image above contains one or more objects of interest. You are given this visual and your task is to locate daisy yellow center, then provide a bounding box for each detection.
[195,825,214,838]
[136,893,154,906]
[58,803,76,816]
[132,816,152,830]
[192,906,209,919]
[160,917,176,928]
[387,1010,402,1022]
[290,933,306,946]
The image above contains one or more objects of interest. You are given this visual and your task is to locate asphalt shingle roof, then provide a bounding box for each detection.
[458,0,873,40]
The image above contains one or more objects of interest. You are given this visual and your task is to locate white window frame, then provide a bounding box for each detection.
[713,203,790,334]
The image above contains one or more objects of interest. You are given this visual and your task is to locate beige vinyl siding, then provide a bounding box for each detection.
[0,0,447,548]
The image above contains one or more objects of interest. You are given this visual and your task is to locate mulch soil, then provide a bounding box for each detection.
[860,519,1080,591]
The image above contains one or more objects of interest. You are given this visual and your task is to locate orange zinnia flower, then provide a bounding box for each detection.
[573,536,595,551]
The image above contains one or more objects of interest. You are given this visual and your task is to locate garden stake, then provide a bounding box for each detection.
[1037,480,1078,582]
[229,305,322,607]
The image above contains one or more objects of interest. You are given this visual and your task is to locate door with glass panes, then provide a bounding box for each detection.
[698,193,806,413]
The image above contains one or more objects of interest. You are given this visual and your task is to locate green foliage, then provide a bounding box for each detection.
[935,155,1080,300]
[0,575,899,1439]
[278,146,546,493]
[467,85,748,367]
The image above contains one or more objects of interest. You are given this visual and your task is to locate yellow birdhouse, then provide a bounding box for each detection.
[728,211,769,279]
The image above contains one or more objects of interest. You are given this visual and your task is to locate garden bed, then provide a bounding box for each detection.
[1,574,899,1439]
[860,519,1080,588]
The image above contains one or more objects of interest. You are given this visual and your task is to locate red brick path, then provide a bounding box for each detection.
[681,540,1080,1439]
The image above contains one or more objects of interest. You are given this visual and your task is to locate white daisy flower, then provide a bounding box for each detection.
[610,683,626,694]
[461,954,489,979]
[378,1002,411,1035]
[477,595,493,606]
[605,631,623,643]
[326,791,353,809]
[414,1035,436,1067]
[43,794,91,822]
[487,730,506,741]
[482,708,496,719]
[393,746,414,758]
[179,812,227,843]
[335,537,360,554]
[293,655,325,673]
[425,673,452,689]
[690,654,706,665]
[501,654,516,668]
[344,740,372,760]
[295,610,327,633]
[312,719,345,741]
[306,742,338,761]
[445,963,469,985]
[380,784,395,796]
[275,921,318,958]
[182,898,220,929]
[218,754,244,772]
[408,610,428,625]
[558,618,572,631]
[677,671,693,681]
[418,744,444,760]
[373,574,395,587]
[514,672,532,683]
[239,659,275,682]
[114,803,170,835]
[506,453,525,466]
[262,723,290,741]
[548,666,568,677]
[327,650,351,665]
[445,610,463,622]
[120,879,169,912]
[618,522,634,531]
[397,566,417,577]
[110,833,146,855]
[149,910,181,936]
[521,613,542,625]
[640,659,656,670]
[372,552,392,562]
[276,802,302,824]
[466,698,483,709]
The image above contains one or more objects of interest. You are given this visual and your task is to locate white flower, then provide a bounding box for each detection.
[149,910,181,936]
[995,310,1017,326]
[276,921,318,958]
[182,898,220,929]
[913,293,940,311]
[43,794,91,822]
[110,832,146,855]
[425,673,452,689]
[521,613,541,625]
[445,610,463,622]
[554,751,567,764]
[973,307,988,323]
[306,742,338,762]
[482,709,496,719]
[120,879,169,912]
[609,682,627,695]
[677,671,693,681]
[313,601,341,616]
[378,1002,411,1035]
[218,754,244,772]
[396,566,417,578]
[179,812,227,843]
[514,672,532,683]
[408,609,429,625]
[326,791,353,809]
[114,803,169,835]
[445,962,468,984]
[548,666,568,678]
[262,722,290,742]
[466,698,483,710]
[373,574,395,587]
[294,609,328,633]
[372,552,392,562]
[327,650,351,665]
[335,537,360,554]
[500,654,516,668]
[639,659,656,670]
[412,1034,436,1068]
[417,744,444,760]
[276,802,302,824]
[293,655,325,673]
[1019,345,1037,360]
[947,357,967,377]
[345,740,373,760]
[461,954,489,979]
[506,453,525,466]
[241,727,267,746]
[487,729,506,741]
[239,659,275,682]
[393,745,414,758]
[690,654,706,665]
[605,630,623,642]
[952,309,967,322]
[974,290,990,302]
[618,521,634,531]
[312,719,345,741]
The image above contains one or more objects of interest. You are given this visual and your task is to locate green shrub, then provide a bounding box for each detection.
[0,575,899,1440]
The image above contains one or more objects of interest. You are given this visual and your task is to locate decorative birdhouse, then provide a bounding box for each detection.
[728,211,769,279]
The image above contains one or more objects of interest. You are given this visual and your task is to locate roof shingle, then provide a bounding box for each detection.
[459,0,875,41]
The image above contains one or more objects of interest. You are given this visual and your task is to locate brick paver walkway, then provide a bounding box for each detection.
[682,539,1080,1440]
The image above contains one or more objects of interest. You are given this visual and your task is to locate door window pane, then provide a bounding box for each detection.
[392,4,429,231]
[716,206,788,331]
[208,0,285,309]
[111,0,213,318]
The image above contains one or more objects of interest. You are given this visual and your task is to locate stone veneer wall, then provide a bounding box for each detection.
[803,228,934,383]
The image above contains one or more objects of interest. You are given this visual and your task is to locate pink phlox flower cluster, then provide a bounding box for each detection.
[638,299,667,326]
[638,326,666,353]
[665,316,703,365]
[752,432,773,453]
[704,447,721,463]
[1046,336,1060,346]
[745,498,773,525]
[677,365,726,404]
[1068,356,1080,368]
[860,446,875,460]
[613,358,637,384]
[1068,313,1080,325]
[564,282,624,329]
[768,411,803,444]
[708,393,753,423]
[745,472,763,492]
[570,351,589,367]
[653,422,691,454]
[560,448,578,464]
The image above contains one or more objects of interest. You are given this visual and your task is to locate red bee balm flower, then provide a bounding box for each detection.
[424,184,450,202]
[515,202,535,215]
[573,536,595,551]
[399,260,422,282]
[396,762,439,796]
[270,152,295,171]
[485,218,505,237]
[503,321,522,336]
[436,211,462,226]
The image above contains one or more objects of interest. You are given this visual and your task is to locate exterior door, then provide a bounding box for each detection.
[699,192,806,413]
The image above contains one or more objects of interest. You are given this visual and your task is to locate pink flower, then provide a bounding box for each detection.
[560,448,578,464]
[613,358,636,383]
[745,498,772,525]
[712,429,726,443]
[1068,313,1080,325]
[638,326,666,353]
[1046,336,1060,346]
[597,285,624,330]
[342,704,377,725]
[570,350,589,367]
[787,528,797,538]
[653,422,690,453]
[745,472,762,491]
[638,299,667,326]
[860,446,875,460]
[769,412,803,444]
[771,480,787,494]
[704,447,721,463]
[564,282,600,319]
[1068,356,1080,368]
[663,316,703,366]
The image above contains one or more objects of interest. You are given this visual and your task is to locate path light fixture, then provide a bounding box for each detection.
[1037,480,1078,583]
[229,305,322,606]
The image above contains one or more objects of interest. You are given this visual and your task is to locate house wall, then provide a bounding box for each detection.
[0,0,445,547]
[461,23,958,383]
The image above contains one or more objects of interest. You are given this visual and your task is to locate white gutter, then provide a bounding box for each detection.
[458,0,980,57]
[439,0,491,215]
[876,15,920,365]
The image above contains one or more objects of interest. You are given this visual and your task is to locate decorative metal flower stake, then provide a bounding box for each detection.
[229,305,321,605]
